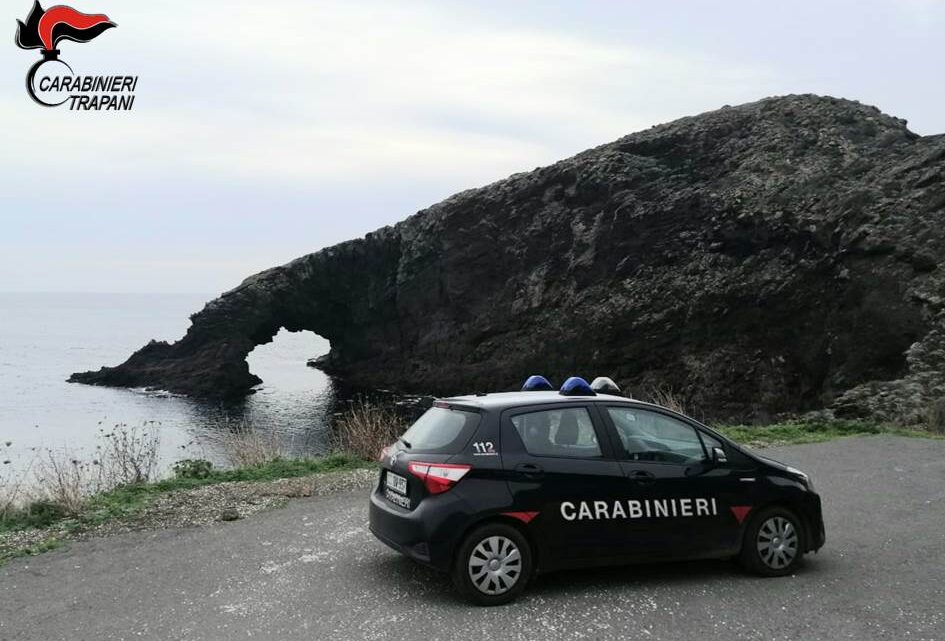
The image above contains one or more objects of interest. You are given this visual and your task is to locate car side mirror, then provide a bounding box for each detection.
[712,446,727,465]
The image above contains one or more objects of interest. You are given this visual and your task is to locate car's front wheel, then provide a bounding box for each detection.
[739,506,806,576]
[451,522,533,605]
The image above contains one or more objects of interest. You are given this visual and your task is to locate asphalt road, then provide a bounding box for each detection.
[2,436,944,641]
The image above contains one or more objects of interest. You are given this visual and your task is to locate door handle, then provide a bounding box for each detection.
[629,470,656,485]
[515,463,544,478]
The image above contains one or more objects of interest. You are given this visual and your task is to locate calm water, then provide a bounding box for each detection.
[0,293,340,478]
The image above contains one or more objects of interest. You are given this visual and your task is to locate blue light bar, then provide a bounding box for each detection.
[521,375,553,391]
[560,376,596,396]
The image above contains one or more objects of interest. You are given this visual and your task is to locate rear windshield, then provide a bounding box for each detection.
[400,406,481,454]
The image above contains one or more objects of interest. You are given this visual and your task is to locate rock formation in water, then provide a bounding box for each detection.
[70,95,945,423]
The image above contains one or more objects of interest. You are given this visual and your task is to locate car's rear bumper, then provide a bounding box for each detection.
[369,518,432,563]
[368,486,463,572]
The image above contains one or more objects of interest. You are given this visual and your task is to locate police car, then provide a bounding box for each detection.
[369,376,825,605]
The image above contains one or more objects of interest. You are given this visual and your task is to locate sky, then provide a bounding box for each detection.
[1,0,943,294]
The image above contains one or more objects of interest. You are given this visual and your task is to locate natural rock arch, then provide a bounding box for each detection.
[71,95,945,423]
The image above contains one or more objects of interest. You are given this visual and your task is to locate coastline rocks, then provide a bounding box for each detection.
[70,95,945,423]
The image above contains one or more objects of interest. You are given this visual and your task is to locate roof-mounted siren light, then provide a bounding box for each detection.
[590,376,622,395]
[521,375,554,391]
[559,376,596,396]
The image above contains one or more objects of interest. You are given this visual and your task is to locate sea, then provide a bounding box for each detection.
[0,292,345,482]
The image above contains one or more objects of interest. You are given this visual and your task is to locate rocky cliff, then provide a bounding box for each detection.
[70,95,945,423]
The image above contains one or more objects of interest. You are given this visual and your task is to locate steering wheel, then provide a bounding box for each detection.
[648,440,671,452]
[630,440,691,464]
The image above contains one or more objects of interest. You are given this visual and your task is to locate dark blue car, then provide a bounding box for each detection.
[369,376,825,605]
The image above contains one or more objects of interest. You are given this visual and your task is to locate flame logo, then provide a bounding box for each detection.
[16,1,115,51]
[15,1,116,107]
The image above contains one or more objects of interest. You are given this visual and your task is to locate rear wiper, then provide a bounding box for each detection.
[398,437,412,449]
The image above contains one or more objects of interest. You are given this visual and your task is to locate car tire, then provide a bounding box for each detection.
[451,522,534,606]
[739,506,806,577]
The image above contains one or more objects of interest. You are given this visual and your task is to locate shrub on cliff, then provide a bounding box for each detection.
[216,424,288,468]
[172,459,214,480]
[333,399,408,461]
[927,399,945,434]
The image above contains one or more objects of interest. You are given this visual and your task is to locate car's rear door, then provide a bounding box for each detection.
[501,402,626,565]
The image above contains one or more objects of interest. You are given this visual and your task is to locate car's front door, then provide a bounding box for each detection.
[600,405,754,560]
[501,403,626,565]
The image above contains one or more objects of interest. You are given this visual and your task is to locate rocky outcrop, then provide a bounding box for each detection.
[70,95,945,423]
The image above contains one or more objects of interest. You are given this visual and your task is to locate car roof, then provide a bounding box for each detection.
[442,391,642,411]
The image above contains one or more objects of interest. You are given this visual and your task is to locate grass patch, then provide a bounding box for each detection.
[81,453,372,527]
[716,419,939,448]
[0,500,69,532]
[1,453,372,535]
[0,537,63,567]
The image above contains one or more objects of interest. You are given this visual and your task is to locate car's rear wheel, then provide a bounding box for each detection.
[739,506,805,576]
[452,522,533,605]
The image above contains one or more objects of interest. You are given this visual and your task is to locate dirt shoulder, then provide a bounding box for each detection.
[1,467,377,563]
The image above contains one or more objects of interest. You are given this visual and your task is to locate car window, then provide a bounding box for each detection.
[400,406,481,454]
[700,431,724,453]
[606,407,707,464]
[511,407,601,458]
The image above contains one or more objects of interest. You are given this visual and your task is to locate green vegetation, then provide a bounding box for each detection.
[0,454,371,536]
[0,500,69,531]
[0,537,63,566]
[81,453,370,528]
[172,458,214,480]
[716,419,938,448]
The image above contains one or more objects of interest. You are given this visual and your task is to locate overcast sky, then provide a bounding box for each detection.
[1,0,942,294]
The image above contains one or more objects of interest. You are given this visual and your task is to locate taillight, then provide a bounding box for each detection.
[407,462,471,494]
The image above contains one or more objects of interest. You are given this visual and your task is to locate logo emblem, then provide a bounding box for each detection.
[15,1,117,107]
[730,505,753,524]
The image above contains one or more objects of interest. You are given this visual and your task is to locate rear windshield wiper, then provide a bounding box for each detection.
[398,437,412,449]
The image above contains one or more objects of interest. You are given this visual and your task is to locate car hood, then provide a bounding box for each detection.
[752,453,790,471]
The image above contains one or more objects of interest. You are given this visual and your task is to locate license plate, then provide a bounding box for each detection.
[384,488,411,509]
[385,471,408,495]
